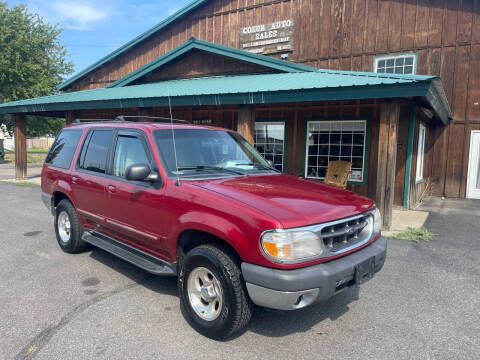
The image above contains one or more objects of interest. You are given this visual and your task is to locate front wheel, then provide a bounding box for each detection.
[179,244,252,340]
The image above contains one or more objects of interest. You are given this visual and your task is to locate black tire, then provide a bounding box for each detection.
[54,199,90,253]
[178,244,252,340]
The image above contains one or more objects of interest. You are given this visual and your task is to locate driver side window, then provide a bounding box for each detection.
[113,135,149,178]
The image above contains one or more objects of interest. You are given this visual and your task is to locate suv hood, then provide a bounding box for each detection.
[190,174,374,228]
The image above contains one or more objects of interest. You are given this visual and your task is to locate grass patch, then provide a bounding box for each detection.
[8,181,40,187]
[393,227,434,242]
[4,152,47,163]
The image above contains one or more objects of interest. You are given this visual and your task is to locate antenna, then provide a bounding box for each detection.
[167,87,181,186]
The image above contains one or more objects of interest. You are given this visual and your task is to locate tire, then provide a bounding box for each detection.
[54,199,90,253]
[178,244,252,340]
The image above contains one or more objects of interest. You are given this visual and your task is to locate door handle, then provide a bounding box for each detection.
[72,176,80,184]
[107,185,117,193]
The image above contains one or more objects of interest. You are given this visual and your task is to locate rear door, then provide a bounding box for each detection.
[71,129,114,229]
[100,129,168,257]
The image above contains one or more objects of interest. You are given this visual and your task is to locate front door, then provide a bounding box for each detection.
[466,131,480,199]
[101,130,168,258]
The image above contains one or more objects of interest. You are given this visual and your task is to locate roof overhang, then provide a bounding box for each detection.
[0,72,451,125]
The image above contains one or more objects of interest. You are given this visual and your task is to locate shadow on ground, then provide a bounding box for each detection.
[88,246,358,338]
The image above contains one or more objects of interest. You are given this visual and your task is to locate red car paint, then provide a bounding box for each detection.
[41,123,376,270]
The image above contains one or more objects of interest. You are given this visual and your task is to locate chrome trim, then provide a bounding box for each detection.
[77,208,105,222]
[260,210,375,264]
[104,218,158,241]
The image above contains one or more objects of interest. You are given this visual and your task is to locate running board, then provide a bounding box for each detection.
[82,231,176,276]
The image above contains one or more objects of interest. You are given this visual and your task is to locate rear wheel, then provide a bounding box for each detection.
[179,244,252,340]
[54,199,90,253]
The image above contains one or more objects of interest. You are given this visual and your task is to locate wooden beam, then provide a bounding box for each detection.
[237,105,255,144]
[65,111,75,125]
[375,100,400,229]
[14,114,27,180]
[384,102,400,229]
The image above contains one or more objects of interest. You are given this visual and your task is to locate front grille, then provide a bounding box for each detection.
[320,213,372,253]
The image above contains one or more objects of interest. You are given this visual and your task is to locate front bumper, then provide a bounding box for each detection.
[242,236,387,310]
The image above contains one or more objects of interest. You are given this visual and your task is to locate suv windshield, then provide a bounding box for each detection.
[154,129,277,178]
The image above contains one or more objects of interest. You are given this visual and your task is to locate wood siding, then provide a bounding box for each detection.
[66,0,480,198]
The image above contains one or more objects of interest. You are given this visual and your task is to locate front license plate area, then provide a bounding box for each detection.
[354,257,375,286]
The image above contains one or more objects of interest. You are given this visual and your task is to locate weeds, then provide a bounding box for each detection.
[393,227,434,242]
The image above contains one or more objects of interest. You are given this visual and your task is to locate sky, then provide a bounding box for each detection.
[8,0,193,76]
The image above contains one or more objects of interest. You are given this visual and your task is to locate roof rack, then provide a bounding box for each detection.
[114,115,189,124]
[72,118,119,124]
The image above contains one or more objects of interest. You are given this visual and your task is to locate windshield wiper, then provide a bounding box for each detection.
[235,162,280,173]
[176,165,246,176]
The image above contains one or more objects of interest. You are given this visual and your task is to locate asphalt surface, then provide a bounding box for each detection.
[1,182,479,359]
[0,162,42,181]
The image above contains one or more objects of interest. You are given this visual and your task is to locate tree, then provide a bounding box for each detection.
[0,2,74,136]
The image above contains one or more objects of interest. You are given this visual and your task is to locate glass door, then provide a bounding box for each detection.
[466,131,480,199]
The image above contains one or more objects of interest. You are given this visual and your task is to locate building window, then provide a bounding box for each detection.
[305,120,367,183]
[416,123,426,183]
[254,122,286,171]
[374,53,416,74]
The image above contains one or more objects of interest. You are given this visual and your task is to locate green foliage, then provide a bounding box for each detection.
[0,2,73,136]
[393,227,434,243]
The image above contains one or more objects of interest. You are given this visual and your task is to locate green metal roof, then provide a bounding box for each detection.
[109,38,317,88]
[57,0,210,90]
[0,70,451,124]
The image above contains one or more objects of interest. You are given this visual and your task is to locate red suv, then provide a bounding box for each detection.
[41,118,386,339]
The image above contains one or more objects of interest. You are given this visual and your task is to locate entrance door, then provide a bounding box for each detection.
[466,131,480,199]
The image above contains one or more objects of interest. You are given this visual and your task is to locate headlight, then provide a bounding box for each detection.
[261,230,323,263]
[373,207,382,236]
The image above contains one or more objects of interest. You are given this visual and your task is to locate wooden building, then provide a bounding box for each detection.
[3,0,478,228]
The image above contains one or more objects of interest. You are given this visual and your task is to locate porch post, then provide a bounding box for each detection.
[65,110,81,125]
[237,105,255,145]
[376,100,400,229]
[14,113,27,180]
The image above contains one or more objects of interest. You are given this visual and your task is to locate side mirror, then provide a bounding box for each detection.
[125,164,158,183]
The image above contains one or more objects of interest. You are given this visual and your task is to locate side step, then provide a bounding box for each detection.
[82,231,176,276]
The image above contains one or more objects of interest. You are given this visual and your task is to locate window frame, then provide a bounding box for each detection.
[373,52,417,75]
[415,123,426,184]
[254,119,287,172]
[303,118,370,185]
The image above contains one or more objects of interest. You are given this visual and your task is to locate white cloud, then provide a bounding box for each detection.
[25,0,111,30]
[52,2,109,30]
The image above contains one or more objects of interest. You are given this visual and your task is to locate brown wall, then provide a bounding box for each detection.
[67,0,480,198]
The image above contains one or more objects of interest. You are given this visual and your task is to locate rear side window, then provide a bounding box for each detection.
[79,130,113,174]
[45,130,82,169]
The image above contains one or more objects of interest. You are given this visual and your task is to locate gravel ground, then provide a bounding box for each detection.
[0,182,479,360]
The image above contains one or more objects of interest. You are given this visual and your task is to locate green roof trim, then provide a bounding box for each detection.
[57,0,209,91]
[108,38,317,88]
[0,71,450,123]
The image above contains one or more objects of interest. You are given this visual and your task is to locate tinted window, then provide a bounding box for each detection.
[45,130,82,169]
[113,136,149,178]
[80,130,113,174]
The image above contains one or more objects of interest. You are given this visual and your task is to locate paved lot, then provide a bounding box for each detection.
[0,162,42,181]
[1,182,479,360]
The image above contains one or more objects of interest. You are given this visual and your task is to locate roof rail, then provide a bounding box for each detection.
[115,115,189,124]
[72,118,119,124]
